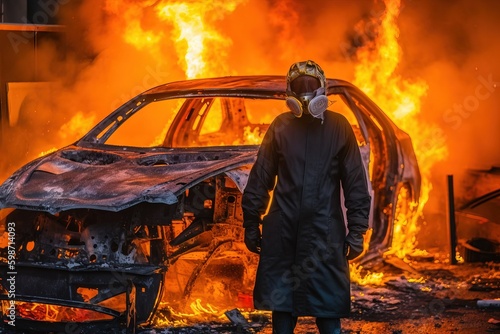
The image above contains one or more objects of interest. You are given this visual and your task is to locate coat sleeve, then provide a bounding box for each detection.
[242,120,279,228]
[338,117,371,258]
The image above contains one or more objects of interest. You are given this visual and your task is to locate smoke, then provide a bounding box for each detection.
[388,0,500,248]
[398,0,500,170]
[1,0,498,248]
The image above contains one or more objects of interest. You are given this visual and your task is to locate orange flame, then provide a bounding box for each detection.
[106,0,243,79]
[238,126,265,145]
[38,148,57,157]
[349,263,385,286]
[11,301,113,322]
[123,20,162,50]
[353,0,448,259]
[59,112,97,141]
[154,299,224,326]
[156,1,243,78]
[105,1,164,58]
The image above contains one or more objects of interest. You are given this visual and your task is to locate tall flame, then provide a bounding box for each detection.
[107,0,242,79]
[353,0,448,258]
[105,1,164,57]
[156,1,242,78]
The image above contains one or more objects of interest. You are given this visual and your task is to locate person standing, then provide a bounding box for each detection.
[242,60,371,334]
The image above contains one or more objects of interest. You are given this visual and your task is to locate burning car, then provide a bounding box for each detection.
[0,75,420,330]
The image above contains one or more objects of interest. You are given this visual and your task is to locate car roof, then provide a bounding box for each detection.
[141,75,352,98]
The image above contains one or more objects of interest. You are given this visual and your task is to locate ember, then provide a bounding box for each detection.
[16,301,114,322]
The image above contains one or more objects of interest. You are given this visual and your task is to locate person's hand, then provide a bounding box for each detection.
[345,232,364,260]
[244,225,261,254]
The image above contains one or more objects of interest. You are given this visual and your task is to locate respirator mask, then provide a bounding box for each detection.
[285,60,329,120]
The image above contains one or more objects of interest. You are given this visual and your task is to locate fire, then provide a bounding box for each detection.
[155,0,243,78]
[238,126,265,145]
[104,0,165,61]
[349,263,385,286]
[59,112,97,141]
[12,301,113,322]
[131,0,240,79]
[155,299,224,326]
[154,299,266,327]
[36,112,97,158]
[38,148,57,157]
[353,0,448,259]
[105,0,243,79]
[123,20,162,50]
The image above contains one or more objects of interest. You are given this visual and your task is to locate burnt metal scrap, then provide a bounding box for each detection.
[0,76,421,331]
[0,165,254,330]
[0,204,167,331]
[0,147,256,213]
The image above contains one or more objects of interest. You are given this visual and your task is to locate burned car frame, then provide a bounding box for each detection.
[0,75,421,330]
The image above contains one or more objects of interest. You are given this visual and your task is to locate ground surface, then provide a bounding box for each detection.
[2,252,499,333]
[145,252,500,334]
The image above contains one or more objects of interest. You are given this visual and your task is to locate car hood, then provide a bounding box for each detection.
[0,146,257,214]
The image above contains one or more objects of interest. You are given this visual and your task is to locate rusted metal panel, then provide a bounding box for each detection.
[0,148,256,213]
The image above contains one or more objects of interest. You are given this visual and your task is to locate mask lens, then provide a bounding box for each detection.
[290,75,321,96]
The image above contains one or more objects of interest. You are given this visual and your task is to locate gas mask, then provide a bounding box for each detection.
[285,60,329,120]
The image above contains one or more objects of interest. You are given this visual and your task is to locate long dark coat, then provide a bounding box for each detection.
[242,110,371,318]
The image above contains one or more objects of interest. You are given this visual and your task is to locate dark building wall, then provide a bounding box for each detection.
[2,0,59,24]
[0,28,37,132]
[27,0,60,25]
[1,0,28,23]
[0,1,66,147]
[0,27,64,133]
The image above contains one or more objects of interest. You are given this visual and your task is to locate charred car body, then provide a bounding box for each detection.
[0,76,420,330]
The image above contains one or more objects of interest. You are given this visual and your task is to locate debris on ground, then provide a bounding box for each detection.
[140,252,500,333]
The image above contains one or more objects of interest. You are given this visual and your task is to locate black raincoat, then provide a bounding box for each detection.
[242,110,371,318]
